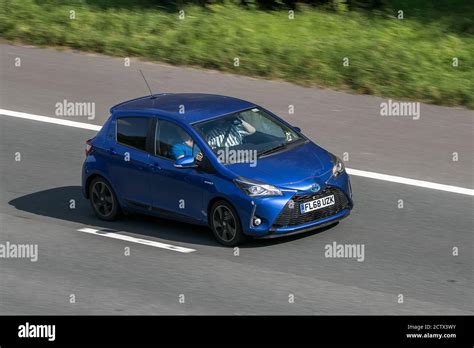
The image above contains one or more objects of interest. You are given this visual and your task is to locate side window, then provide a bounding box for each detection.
[116,117,149,151]
[155,120,201,160]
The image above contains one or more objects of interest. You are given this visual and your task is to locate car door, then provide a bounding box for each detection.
[106,115,152,210]
[149,119,206,222]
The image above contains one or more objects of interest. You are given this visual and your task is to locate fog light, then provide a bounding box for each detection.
[253,217,262,226]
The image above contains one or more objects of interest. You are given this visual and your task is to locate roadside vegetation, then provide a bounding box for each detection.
[1,0,473,108]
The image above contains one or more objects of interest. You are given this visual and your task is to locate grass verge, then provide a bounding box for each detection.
[1,0,473,108]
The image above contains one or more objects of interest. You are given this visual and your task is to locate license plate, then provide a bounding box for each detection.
[300,195,335,214]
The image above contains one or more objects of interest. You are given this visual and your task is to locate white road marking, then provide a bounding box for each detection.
[77,227,196,253]
[0,108,101,131]
[346,168,473,196]
[1,108,473,196]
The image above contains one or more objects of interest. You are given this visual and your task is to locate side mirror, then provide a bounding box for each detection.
[293,126,301,132]
[174,156,198,169]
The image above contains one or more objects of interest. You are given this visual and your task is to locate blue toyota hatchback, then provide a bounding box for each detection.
[82,93,353,246]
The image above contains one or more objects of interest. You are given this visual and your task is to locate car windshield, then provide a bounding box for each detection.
[193,108,303,164]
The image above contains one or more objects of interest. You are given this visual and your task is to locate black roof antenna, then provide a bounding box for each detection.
[139,69,156,99]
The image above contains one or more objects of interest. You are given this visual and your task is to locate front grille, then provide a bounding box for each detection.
[273,187,349,228]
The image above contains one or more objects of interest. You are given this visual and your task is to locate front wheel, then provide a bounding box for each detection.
[210,200,247,246]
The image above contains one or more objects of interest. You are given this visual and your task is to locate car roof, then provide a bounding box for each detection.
[110,93,256,124]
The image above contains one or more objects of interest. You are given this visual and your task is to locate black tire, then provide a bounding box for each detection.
[88,177,120,221]
[210,200,247,246]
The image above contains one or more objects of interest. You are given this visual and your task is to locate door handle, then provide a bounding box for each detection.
[149,162,161,171]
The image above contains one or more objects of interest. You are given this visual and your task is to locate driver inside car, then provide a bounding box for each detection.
[170,128,203,161]
[203,116,256,149]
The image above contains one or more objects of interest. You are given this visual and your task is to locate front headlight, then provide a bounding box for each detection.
[234,177,282,197]
[329,153,345,176]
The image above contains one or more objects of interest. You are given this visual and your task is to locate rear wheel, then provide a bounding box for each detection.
[210,200,246,246]
[89,177,120,221]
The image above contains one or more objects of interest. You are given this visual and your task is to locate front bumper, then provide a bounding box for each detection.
[258,208,350,239]
[239,173,353,237]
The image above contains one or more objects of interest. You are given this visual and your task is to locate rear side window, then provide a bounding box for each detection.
[116,117,149,151]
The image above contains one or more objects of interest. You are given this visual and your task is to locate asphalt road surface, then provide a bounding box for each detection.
[0,44,472,314]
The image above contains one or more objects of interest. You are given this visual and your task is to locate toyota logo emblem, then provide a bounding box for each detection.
[310,183,320,193]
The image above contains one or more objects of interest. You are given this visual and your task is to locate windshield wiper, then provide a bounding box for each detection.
[258,138,306,158]
[258,143,289,157]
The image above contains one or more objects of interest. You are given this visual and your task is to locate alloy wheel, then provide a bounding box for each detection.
[212,205,237,242]
[91,181,114,217]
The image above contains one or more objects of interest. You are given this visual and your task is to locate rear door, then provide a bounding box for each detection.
[106,115,152,209]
